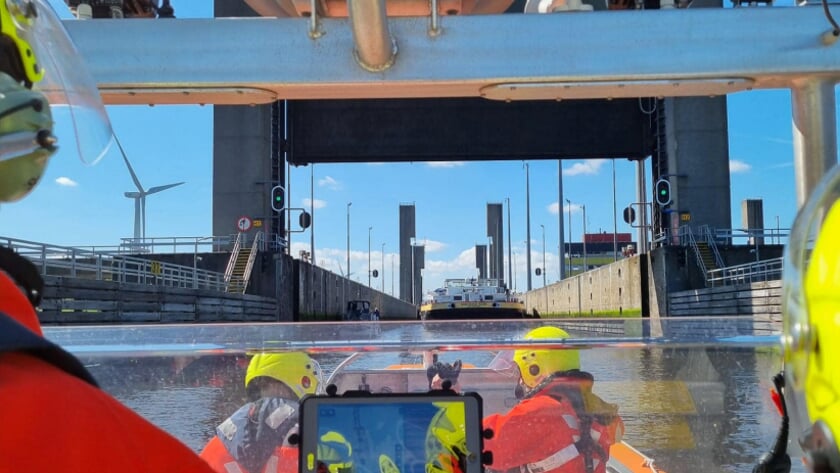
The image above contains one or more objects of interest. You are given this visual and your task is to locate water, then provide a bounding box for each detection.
[47,319,804,473]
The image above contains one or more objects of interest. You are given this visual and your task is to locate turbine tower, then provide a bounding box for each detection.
[122,153,184,242]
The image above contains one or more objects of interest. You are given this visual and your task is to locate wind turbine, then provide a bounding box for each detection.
[121,152,184,242]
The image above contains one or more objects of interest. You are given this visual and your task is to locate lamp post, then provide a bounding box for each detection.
[582,204,587,271]
[346,202,352,278]
[505,197,512,289]
[540,224,546,288]
[525,163,532,291]
[565,199,572,277]
[381,242,386,292]
[368,226,373,287]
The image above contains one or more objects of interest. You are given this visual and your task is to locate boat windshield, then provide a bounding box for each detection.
[44,317,794,473]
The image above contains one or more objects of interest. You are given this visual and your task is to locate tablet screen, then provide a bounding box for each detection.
[300,393,483,473]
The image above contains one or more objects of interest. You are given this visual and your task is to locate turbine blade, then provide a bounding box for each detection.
[116,135,144,192]
[146,182,184,195]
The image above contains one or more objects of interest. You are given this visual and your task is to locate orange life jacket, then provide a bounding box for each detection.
[0,274,217,473]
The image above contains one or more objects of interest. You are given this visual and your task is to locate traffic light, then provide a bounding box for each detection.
[299,211,311,229]
[271,185,285,212]
[655,178,672,206]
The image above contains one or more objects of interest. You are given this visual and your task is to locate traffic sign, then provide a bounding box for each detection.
[237,216,253,232]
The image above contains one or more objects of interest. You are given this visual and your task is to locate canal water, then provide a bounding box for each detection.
[50,319,804,473]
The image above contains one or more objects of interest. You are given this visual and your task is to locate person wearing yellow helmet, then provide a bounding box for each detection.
[483,326,624,473]
[776,163,840,473]
[202,352,347,473]
[0,2,217,473]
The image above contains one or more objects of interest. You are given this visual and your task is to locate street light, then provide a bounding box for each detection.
[381,242,386,292]
[346,202,352,277]
[505,197,512,289]
[525,163,532,291]
[565,199,572,277]
[368,226,373,286]
[582,204,587,271]
[540,224,547,288]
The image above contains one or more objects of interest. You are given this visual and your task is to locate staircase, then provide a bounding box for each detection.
[695,241,719,273]
[684,225,725,286]
[224,232,263,294]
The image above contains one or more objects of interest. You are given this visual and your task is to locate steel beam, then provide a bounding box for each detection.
[64,8,840,105]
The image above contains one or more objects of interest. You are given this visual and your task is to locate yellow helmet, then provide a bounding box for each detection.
[425,402,468,473]
[244,352,321,399]
[783,163,840,472]
[514,326,579,389]
[317,431,353,473]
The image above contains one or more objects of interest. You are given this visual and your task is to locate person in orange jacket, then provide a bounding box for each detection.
[483,326,624,473]
[0,2,218,472]
[201,352,353,473]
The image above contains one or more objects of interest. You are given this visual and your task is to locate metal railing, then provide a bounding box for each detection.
[2,236,229,291]
[699,225,725,268]
[706,257,784,287]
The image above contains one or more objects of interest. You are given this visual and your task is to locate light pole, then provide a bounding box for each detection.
[346,202,352,277]
[558,160,565,281]
[368,226,373,287]
[311,164,315,267]
[540,224,547,288]
[582,204,587,271]
[612,159,618,262]
[580,204,589,272]
[381,242,386,292]
[565,199,572,277]
[525,163,532,291]
[505,197,512,289]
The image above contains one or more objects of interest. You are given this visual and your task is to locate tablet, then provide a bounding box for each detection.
[299,391,485,473]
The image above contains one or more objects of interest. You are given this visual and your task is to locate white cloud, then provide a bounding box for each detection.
[55,177,78,187]
[426,161,465,168]
[417,239,446,253]
[730,160,752,173]
[318,176,342,190]
[549,201,581,215]
[563,159,607,176]
[302,198,327,209]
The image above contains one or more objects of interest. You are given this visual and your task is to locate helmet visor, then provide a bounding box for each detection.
[27,0,115,165]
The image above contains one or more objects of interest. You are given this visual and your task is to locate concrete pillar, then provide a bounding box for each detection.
[399,204,416,302]
[487,203,504,284]
[213,1,281,243]
[663,96,732,238]
[412,244,425,304]
[476,244,487,279]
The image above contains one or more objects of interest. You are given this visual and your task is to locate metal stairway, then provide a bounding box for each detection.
[685,225,725,286]
[224,232,263,294]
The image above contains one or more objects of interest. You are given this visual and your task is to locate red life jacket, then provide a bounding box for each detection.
[484,372,621,473]
[0,271,217,473]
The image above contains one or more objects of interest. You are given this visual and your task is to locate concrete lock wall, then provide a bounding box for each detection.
[296,260,417,320]
[524,256,644,317]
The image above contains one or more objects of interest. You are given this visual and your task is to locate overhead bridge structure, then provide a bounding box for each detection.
[63,3,838,313]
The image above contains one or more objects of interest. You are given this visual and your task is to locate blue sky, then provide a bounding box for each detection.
[0,2,831,295]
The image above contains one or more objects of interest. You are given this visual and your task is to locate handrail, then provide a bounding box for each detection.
[1,236,229,291]
[223,232,243,287]
[706,257,784,287]
[239,231,264,294]
[700,225,725,268]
